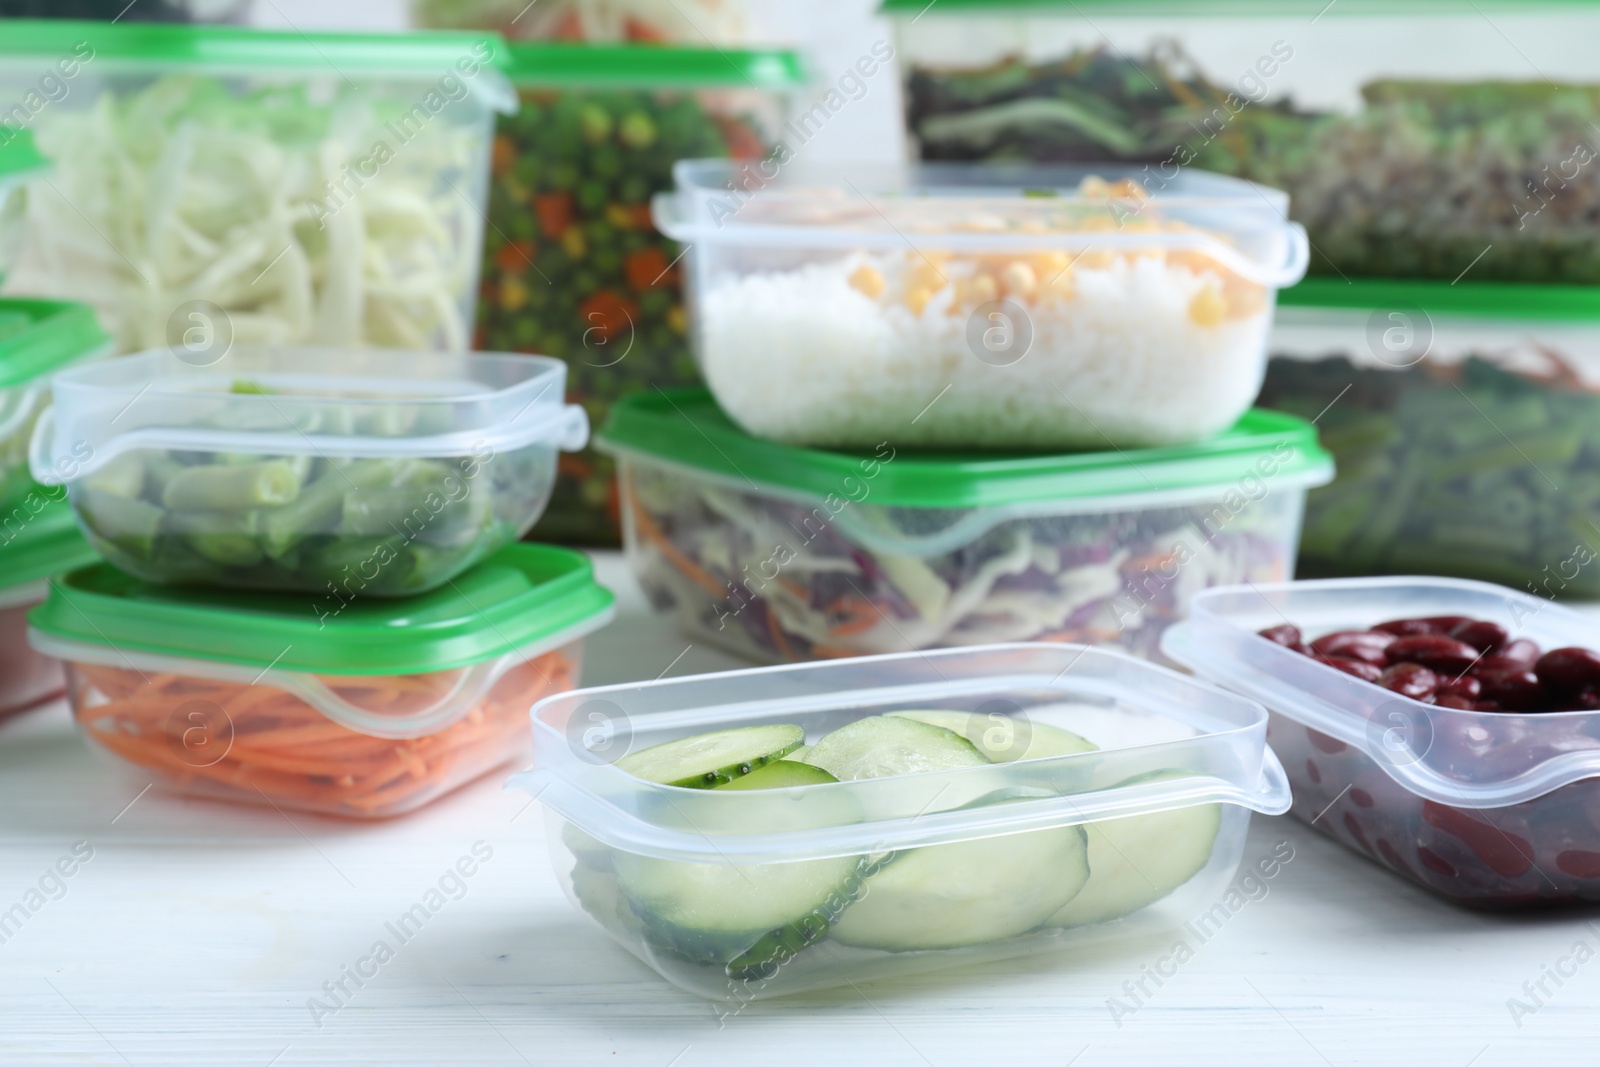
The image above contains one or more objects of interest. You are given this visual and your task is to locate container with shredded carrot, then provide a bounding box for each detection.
[28,543,614,817]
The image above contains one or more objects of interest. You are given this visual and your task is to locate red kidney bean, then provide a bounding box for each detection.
[1435,694,1476,709]
[1385,635,1481,674]
[1535,647,1600,695]
[1438,674,1482,702]
[1474,700,1503,712]
[1577,687,1600,711]
[1449,619,1508,653]
[1421,615,1475,632]
[1475,646,1542,675]
[1380,662,1440,700]
[1323,656,1384,682]
[1421,801,1535,878]
[1373,617,1444,636]
[1258,624,1303,647]
[1477,668,1548,712]
[1310,630,1396,665]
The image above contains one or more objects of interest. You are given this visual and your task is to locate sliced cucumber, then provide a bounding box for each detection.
[616,723,805,788]
[805,715,987,781]
[890,709,1097,763]
[716,759,836,791]
[1046,775,1222,928]
[833,822,1090,951]
[780,744,813,763]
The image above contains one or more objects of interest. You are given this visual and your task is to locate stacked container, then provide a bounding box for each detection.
[0,19,514,353]
[607,157,1325,662]
[479,44,804,544]
[26,343,613,815]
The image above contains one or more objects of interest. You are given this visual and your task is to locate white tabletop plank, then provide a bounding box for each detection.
[3,553,1598,1066]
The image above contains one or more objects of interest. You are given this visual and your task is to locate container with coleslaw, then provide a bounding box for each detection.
[0,298,111,508]
[655,160,1308,450]
[31,543,614,817]
[0,499,100,725]
[482,44,802,546]
[0,20,515,352]
[31,345,588,596]
[1167,577,1600,908]
[598,389,1332,664]
[518,644,1291,999]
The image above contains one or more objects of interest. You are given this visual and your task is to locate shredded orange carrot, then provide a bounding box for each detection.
[66,649,579,818]
[623,479,727,599]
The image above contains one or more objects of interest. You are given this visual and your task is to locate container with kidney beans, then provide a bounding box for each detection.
[1164,576,1600,909]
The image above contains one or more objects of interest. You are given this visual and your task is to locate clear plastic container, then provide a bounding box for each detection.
[0,130,47,288]
[0,298,111,507]
[1261,277,1600,597]
[0,499,100,724]
[598,388,1332,663]
[30,345,588,595]
[480,44,802,546]
[30,543,615,817]
[654,160,1308,450]
[0,20,515,352]
[1165,576,1600,909]
[887,0,1600,284]
[412,0,753,44]
[517,644,1290,999]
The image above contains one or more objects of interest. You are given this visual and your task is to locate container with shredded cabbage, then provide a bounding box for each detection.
[598,389,1333,664]
[0,21,514,353]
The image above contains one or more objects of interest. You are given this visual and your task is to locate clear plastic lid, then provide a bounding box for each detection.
[655,160,1310,289]
[1164,576,1600,808]
[31,346,588,486]
[515,643,1289,864]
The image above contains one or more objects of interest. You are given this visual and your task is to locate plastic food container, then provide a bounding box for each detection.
[0,298,110,507]
[1260,278,1600,596]
[0,130,47,287]
[519,644,1290,999]
[481,44,802,546]
[31,543,614,817]
[0,20,514,352]
[655,160,1308,449]
[1165,576,1600,909]
[886,0,1600,284]
[0,499,100,724]
[31,345,587,595]
[598,388,1332,663]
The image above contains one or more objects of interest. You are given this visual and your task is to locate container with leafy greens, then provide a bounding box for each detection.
[31,346,588,596]
[886,0,1600,283]
[1262,277,1600,596]
[480,44,801,545]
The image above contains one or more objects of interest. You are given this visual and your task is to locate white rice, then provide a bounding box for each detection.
[697,252,1273,449]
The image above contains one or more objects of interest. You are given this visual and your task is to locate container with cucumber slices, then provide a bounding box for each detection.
[29,345,588,596]
[517,643,1290,999]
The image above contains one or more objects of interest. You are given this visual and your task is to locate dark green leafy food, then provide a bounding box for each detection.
[1257,354,1600,595]
[479,87,771,544]
[73,445,556,597]
[907,46,1600,283]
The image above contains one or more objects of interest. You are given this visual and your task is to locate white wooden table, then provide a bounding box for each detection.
[3,554,1598,1066]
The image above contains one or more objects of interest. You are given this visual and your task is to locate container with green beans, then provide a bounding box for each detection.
[480,44,802,545]
[1261,278,1600,597]
[31,346,590,598]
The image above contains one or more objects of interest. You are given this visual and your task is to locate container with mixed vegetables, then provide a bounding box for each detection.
[479,45,800,544]
[525,644,1288,997]
[31,346,588,596]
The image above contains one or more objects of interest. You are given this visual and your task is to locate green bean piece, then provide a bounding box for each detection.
[169,511,265,567]
[80,488,164,560]
[161,460,303,511]
[83,454,147,499]
[256,459,401,558]
[341,460,491,546]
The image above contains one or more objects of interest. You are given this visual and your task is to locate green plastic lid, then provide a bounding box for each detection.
[30,542,615,676]
[0,498,99,594]
[0,299,110,390]
[597,389,1332,509]
[1282,276,1600,322]
[0,128,47,180]
[504,42,804,87]
[0,21,512,101]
